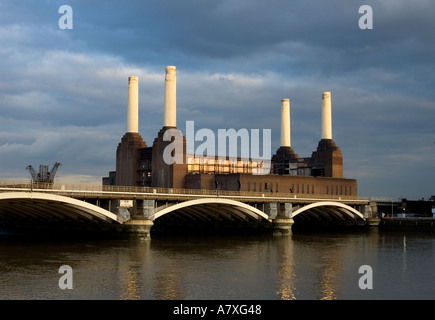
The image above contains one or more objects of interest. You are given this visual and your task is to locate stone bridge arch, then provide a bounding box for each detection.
[292,201,365,222]
[0,192,121,226]
[153,198,271,228]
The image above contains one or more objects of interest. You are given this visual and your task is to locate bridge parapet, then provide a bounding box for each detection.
[0,181,369,203]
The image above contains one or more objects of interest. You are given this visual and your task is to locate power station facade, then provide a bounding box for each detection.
[103,66,357,197]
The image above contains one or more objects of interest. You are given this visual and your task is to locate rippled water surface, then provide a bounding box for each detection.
[1,229,434,300]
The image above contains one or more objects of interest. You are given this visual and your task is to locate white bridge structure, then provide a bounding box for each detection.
[0,182,373,237]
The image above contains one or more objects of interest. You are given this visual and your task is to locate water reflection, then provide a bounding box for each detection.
[261,232,361,300]
[1,230,435,300]
[123,267,140,300]
[275,236,296,300]
[119,240,150,300]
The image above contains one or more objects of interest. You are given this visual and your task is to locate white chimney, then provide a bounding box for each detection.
[280,99,291,147]
[321,92,332,140]
[127,76,139,133]
[164,66,176,127]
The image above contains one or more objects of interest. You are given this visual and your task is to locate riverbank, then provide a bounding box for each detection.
[379,217,435,232]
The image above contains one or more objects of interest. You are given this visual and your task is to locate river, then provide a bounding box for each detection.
[0,228,434,300]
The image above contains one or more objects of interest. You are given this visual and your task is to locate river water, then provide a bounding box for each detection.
[0,228,434,300]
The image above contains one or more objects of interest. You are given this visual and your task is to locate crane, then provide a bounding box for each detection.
[26,162,61,183]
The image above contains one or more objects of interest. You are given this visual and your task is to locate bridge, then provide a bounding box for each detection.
[0,182,373,238]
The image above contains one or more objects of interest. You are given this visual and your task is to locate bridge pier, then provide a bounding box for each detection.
[121,219,154,239]
[97,199,155,237]
[264,203,278,219]
[369,201,378,217]
[271,218,294,235]
[119,199,155,238]
[265,202,294,235]
[100,198,156,220]
[264,202,292,219]
[364,202,380,226]
[136,199,155,219]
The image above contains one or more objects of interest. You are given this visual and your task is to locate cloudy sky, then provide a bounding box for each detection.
[0,0,434,199]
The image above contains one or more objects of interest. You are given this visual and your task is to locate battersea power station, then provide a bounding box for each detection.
[103,66,357,197]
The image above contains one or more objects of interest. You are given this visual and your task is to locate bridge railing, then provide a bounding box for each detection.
[0,181,369,201]
[369,196,402,203]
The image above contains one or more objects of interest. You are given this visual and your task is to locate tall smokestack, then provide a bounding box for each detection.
[164,66,176,128]
[321,92,332,140]
[280,99,291,147]
[127,76,139,133]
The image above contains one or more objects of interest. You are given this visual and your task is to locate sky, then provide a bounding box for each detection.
[0,0,434,200]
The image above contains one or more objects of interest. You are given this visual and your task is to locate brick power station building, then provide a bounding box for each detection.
[103,66,357,198]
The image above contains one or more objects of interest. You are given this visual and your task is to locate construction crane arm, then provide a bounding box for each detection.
[26,165,38,182]
[48,162,61,183]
